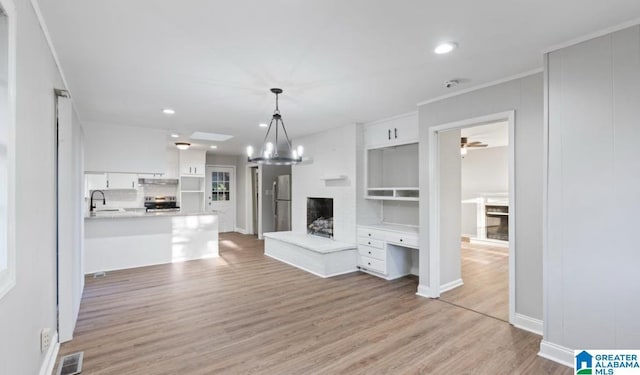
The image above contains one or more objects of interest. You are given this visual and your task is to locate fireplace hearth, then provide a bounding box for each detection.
[307,197,333,238]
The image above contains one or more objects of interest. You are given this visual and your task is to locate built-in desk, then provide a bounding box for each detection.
[357,224,419,280]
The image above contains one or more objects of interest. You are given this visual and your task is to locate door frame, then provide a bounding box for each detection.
[428,110,516,324]
[245,165,260,236]
[206,164,237,232]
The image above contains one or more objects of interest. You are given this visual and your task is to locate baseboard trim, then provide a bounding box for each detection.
[416,284,438,298]
[440,278,464,293]
[234,227,248,235]
[538,340,573,368]
[513,313,543,336]
[264,253,358,279]
[39,332,59,375]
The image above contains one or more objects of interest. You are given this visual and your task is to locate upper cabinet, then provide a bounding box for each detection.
[364,112,418,149]
[85,173,138,191]
[179,149,206,176]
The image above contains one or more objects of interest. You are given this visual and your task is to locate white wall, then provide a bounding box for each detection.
[544,25,640,354]
[356,123,382,226]
[439,129,462,286]
[292,124,358,244]
[235,155,252,233]
[57,97,84,343]
[0,0,66,373]
[418,73,543,320]
[84,122,166,173]
[461,146,509,236]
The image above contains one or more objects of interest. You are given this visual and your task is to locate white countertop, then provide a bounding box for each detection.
[85,209,217,220]
[358,223,419,235]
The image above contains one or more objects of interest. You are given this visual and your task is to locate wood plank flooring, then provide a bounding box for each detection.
[440,241,509,321]
[57,233,570,374]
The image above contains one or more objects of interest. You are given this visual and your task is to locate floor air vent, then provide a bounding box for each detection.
[57,352,84,375]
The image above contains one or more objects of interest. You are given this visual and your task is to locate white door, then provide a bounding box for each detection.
[206,166,235,233]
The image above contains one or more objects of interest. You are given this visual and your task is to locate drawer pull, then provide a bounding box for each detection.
[368,251,371,254]
[368,233,371,237]
[367,241,371,245]
[400,238,403,242]
[368,262,371,266]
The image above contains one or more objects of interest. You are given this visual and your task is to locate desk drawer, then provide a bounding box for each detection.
[386,233,418,248]
[358,245,385,260]
[358,237,384,249]
[357,228,385,240]
[359,255,386,274]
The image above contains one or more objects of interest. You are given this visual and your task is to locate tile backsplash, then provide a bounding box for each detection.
[86,185,179,212]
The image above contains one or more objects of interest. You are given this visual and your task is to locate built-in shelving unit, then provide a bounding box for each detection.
[366,187,419,201]
[178,149,207,213]
[365,142,419,201]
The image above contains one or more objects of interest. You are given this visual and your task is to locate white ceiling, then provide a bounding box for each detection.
[37,0,640,154]
[461,121,508,149]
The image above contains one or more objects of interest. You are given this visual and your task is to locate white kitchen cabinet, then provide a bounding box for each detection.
[179,149,206,176]
[85,173,137,191]
[107,173,138,189]
[356,225,418,280]
[86,173,107,191]
[364,112,418,148]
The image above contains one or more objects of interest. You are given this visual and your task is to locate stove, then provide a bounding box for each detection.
[144,196,180,212]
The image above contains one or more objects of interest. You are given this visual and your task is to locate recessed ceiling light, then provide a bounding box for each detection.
[210,145,217,149]
[163,108,176,115]
[259,123,268,128]
[434,42,457,55]
[170,133,179,138]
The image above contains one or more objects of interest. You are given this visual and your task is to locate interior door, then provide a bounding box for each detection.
[206,166,235,233]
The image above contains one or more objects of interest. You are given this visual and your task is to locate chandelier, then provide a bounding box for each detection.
[246,88,303,165]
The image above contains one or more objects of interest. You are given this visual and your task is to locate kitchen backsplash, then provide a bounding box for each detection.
[87,185,179,211]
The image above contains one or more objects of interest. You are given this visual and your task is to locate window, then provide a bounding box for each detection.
[211,171,230,201]
[0,0,15,300]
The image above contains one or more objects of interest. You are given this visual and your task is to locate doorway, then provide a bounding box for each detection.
[428,111,515,324]
[205,165,236,233]
[251,167,259,235]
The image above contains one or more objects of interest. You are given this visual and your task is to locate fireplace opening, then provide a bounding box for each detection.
[307,197,333,238]
[485,205,509,241]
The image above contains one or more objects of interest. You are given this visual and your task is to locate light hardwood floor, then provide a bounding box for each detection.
[57,233,570,374]
[440,241,509,321]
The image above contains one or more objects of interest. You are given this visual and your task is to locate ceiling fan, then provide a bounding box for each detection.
[460,137,487,155]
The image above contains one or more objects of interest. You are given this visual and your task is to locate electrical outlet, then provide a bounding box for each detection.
[40,328,51,353]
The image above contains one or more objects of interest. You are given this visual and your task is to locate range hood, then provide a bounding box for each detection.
[138,178,179,185]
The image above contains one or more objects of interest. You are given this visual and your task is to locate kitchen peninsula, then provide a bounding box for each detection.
[84,210,218,273]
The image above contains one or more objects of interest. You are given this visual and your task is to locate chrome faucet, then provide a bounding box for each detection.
[90,190,106,212]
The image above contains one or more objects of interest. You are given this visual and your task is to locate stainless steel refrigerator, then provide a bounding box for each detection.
[273,174,291,231]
